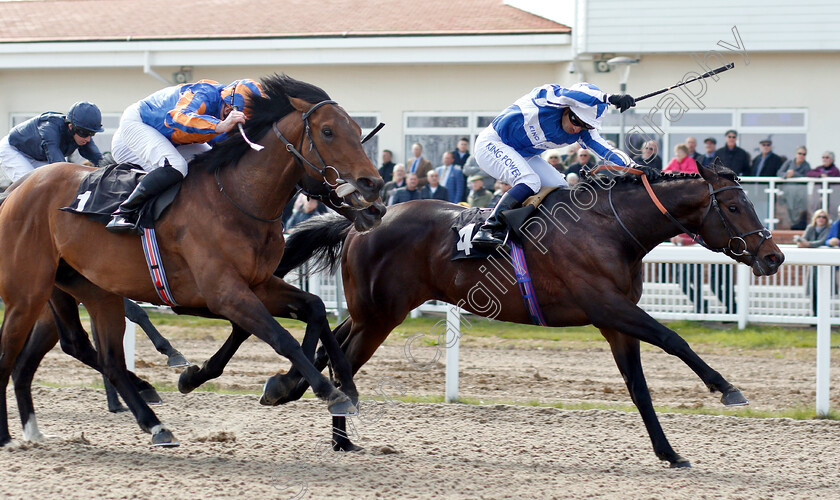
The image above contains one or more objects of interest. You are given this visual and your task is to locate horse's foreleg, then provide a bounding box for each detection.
[178,324,250,394]
[600,328,690,468]
[202,276,355,416]
[255,280,358,409]
[83,292,177,446]
[123,298,189,367]
[593,299,746,405]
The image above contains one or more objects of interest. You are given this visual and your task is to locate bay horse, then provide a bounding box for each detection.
[0,74,384,447]
[182,162,784,466]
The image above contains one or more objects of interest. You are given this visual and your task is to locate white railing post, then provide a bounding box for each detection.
[445,304,460,403]
[335,263,346,322]
[815,265,831,417]
[736,265,750,330]
[124,319,136,372]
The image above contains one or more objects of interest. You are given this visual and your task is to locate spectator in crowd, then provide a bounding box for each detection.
[822,205,840,247]
[407,142,433,186]
[546,152,563,171]
[379,149,395,183]
[633,140,663,171]
[0,101,104,184]
[714,129,750,176]
[796,209,831,248]
[565,149,596,177]
[686,136,702,162]
[419,170,448,201]
[488,179,511,208]
[467,174,493,208]
[779,146,811,178]
[701,137,717,167]
[389,172,422,205]
[462,154,495,191]
[566,172,580,186]
[806,151,840,178]
[382,163,406,202]
[664,143,698,174]
[779,146,811,230]
[452,137,471,167]
[285,196,324,230]
[751,138,783,177]
[561,143,581,169]
[435,151,466,203]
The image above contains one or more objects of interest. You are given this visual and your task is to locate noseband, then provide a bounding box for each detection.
[272,99,357,207]
[597,166,772,266]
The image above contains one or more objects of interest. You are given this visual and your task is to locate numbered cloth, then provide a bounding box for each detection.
[451,205,537,260]
[60,162,179,227]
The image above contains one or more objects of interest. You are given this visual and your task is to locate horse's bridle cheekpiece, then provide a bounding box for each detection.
[593,165,772,267]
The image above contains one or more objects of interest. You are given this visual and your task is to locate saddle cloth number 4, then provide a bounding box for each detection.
[457,223,475,256]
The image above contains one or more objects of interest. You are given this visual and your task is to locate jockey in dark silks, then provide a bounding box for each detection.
[0,102,104,183]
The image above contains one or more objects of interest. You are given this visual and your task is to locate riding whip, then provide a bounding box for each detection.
[634,63,735,103]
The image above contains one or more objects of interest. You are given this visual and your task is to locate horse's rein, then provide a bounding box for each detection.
[590,165,772,265]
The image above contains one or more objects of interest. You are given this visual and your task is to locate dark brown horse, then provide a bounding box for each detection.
[184,162,784,466]
[0,74,384,447]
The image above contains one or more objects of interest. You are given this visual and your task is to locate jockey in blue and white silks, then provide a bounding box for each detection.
[471,82,637,248]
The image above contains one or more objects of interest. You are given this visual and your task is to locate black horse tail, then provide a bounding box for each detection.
[275,213,353,278]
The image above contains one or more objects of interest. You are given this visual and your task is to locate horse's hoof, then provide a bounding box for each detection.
[167,353,191,368]
[177,365,201,394]
[328,397,358,417]
[721,388,749,407]
[108,404,129,414]
[333,440,364,452]
[139,388,163,405]
[0,436,11,448]
[670,459,692,469]
[151,429,179,447]
[260,374,297,406]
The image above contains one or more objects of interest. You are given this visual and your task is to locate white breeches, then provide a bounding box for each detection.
[0,135,49,183]
[474,127,567,193]
[111,102,209,175]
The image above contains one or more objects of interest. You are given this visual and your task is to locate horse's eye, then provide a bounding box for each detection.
[728,205,738,213]
[322,127,333,138]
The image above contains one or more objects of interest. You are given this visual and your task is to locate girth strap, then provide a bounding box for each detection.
[140,228,178,307]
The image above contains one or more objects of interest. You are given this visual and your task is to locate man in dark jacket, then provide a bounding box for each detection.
[451,137,471,167]
[419,170,449,201]
[0,101,104,183]
[378,149,396,183]
[750,138,783,177]
[714,129,751,176]
[389,172,422,205]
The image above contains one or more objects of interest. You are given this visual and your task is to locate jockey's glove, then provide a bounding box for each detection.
[608,94,636,113]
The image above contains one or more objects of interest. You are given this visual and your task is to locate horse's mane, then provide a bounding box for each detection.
[191,73,331,172]
[577,165,738,191]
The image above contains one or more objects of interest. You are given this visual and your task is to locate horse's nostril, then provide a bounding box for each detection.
[359,177,382,192]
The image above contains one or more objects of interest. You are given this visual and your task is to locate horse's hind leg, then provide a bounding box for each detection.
[11,306,60,442]
[178,323,250,394]
[123,298,189,367]
[0,296,53,446]
[600,328,690,468]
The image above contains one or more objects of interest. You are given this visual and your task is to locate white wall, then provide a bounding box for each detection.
[581,0,840,53]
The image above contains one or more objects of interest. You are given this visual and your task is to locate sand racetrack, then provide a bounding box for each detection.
[2,320,840,499]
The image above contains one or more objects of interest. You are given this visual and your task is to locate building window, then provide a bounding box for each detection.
[403,112,495,168]
[349,113,380,165]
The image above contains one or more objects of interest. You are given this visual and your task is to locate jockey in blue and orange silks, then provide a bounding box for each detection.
[471,82,642,249]
[107,79,262,233]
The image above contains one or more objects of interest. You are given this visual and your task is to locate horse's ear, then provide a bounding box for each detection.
[289,97,314,114]
[697,160,719,183]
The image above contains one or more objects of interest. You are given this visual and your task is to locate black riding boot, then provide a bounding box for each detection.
[471,192,521,249]
[106,164,183,234]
